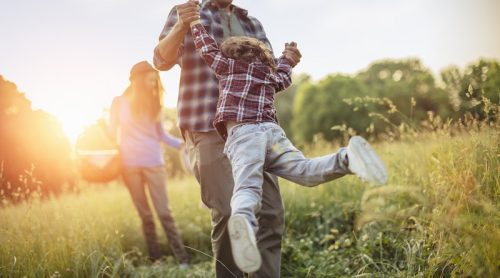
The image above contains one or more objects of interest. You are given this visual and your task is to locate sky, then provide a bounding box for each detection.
[1,0,499,143]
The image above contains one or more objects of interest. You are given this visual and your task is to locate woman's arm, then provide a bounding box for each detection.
[190,20,229,75]
[156,119,184,150]
[107,97,120,142]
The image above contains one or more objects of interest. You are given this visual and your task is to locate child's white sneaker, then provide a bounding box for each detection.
[228,214,261,273]
[347,136,388,185]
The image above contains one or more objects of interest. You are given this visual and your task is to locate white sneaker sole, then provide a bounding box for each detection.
[347,136,388,185]
[228,215,261,273]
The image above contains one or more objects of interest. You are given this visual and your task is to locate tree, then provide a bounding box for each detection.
[292,74,370,144]
[442,59,500,121]
[291,59,457,144]
[275,73,311,141]
[356,59,454,127]
[0,76,74,202]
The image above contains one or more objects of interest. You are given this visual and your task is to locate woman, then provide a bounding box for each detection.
[108,61,189,266]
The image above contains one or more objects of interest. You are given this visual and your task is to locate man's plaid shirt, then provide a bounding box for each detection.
[154,1,275,133]
[190,23,293,140]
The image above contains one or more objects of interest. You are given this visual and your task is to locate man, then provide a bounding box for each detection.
[153,1,301,277]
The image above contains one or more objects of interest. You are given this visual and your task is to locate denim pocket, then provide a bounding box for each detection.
[226,130,266,167]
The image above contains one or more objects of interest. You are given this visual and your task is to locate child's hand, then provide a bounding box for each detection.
[282,41,301,67]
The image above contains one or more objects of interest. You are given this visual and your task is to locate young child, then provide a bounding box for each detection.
[189,20,388,273]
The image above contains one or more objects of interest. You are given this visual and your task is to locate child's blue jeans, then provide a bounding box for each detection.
[223,122,351,232]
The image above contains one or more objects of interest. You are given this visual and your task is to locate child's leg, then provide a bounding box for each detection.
[224,123,267,231]
[224,123,267,273]
[265,124,351,186]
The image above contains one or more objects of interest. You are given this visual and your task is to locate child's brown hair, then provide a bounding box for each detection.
[220,36,276,70]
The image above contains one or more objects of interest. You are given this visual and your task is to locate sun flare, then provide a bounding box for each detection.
[49,105,107,146]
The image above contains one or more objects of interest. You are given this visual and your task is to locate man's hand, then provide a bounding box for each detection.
[175,0,200,30]
[155,0,199,70]
[282,41,302,67]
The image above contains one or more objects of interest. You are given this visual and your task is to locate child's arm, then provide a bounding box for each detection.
[190,20,229,75]
[273,56,293,92]
[274,42,300,92]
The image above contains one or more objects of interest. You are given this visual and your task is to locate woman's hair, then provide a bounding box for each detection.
[221,36,276,70]
[124,61,164,122]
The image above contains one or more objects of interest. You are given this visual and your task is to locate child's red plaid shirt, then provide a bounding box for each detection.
[191,23,293,140]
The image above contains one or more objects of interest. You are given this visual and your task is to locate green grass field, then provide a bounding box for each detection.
[1,129,498,277]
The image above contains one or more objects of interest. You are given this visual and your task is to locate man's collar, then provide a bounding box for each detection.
[202,0,249,17]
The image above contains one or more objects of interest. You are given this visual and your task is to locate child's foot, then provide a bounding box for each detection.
[228,214,261,273]
[347,136,388,185]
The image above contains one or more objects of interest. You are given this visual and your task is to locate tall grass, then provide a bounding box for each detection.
[0,179,213,277]
[279,127,498,277]
[0,127,498,277]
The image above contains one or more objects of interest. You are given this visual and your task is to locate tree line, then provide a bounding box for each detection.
[276,58,498,144]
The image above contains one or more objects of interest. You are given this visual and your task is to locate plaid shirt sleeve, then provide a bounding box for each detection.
[273,57,293,92]
[190,23,229,76]
[153,7,184,70]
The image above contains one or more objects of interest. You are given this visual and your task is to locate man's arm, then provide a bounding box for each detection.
[154,1,200,71]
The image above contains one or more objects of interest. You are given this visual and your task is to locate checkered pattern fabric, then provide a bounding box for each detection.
[190,23,293,139]
[154,0,274,132]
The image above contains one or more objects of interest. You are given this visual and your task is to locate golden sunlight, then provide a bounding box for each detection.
[46,103,108,146]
